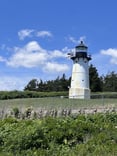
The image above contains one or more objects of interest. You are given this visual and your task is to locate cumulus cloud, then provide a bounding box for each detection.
[6,41,69,73]
[90,48,117,76]
[18,29,34,40]
[101,48,117,64]
[50,50,66,58]
[43,62,69,73]
[7,41,48,68]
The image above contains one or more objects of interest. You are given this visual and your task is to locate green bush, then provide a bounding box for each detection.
[12,107,20,118]
[0,91,68,100]
[0,113,117,155]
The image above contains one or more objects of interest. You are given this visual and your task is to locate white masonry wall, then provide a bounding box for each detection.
[69,58,90,99]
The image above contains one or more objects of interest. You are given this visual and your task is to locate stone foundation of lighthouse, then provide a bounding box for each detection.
[69,88,90,99]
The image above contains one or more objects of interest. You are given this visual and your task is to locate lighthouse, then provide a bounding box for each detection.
[68,41,91,99]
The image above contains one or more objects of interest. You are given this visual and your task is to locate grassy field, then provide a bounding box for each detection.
[0,97,117,112]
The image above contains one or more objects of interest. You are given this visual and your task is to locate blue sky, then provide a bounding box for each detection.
[0,0,117,90]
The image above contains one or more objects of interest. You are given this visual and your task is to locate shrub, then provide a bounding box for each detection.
[12,107,20,118]
[0,113,117,155]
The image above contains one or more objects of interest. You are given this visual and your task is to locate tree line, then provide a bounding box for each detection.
[24,64,117,92]
[24,73,70,92]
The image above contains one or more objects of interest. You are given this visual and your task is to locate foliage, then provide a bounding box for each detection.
[0,113,117,155]
[0,90,68,100]
[24,74,70,92]
[89,64,103,92]
[103,71,117,92]
[24,79,38,91]
[12,107,20,118]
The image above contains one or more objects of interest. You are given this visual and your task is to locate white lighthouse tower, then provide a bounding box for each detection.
[68,41,91,99]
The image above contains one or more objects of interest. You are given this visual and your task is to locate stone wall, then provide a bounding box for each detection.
[0,106,116,119]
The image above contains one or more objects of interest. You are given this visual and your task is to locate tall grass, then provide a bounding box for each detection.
[0,97,117,111]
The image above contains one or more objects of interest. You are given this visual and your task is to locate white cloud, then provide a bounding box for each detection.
[6,41,69,73]
[68,36,86,44]
[18,29,52,40]
[18,29,34,40]
[101,48,117,64]
[62,46,71,52]
[0,76,30,91]
[50,50,66,58]
[90,49,117,76]
[68,36,78,44]
[36,31,52,37]
[0,56,6,62]
[43,62,69,73]
[7,41,48,68]
[78,36,86,43]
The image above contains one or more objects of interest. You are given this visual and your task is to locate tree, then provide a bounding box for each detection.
[59,74,70,91]
[103,71,117,92]
[37,79,45,92]
[24,79,38,91]
[89,64,103,92]
[24,74,70,92]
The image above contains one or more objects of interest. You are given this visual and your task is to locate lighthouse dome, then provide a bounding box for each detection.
[67,41,91,61]
[75,41,88,52]
[74,41,91,61]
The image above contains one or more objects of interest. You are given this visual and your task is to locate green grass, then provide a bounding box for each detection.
[0,97,117,112]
